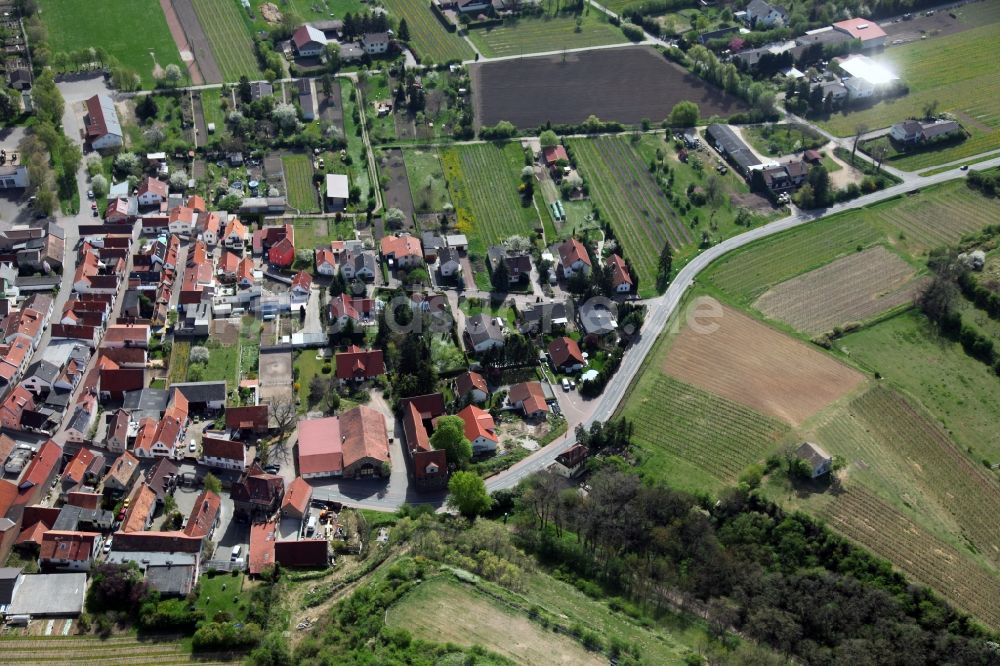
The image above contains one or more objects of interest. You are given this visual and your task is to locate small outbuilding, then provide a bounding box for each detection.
[796,441,832,478]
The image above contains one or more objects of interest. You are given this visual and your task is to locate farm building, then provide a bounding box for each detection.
[796,441,833,478]
[838,55,900,100]
[292,24,328,57]
[297,406,390,479]
[744,0,788,28]
[706,124,761,178]
[83,94,123,151]
[831,18,887,49]
[297,78,316,120]
[890,119,962,144]
[325,173,349,211]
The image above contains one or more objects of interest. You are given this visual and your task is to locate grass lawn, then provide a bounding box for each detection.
[191,0,261,81]
[199,87,229,138]
[282,154,319,213]
[361,73,396,144]
[38,0,185,88]
[467,12,627,58]
[742,123,826,157]
[195,571,249,621]
[820,154,842,173]
[460,296,517,328]
[294,349,332,411]
[382,0,474,64]
[441,142,540,258]
[252,0,366,28]
[168,340,191,385]
[338,79,373,210]
[386,576,605,666]
[188,339,240,384]
[403,149,452,213]
[292,217,355,248]
[837,310,1000,465]
[815,16,1000,167]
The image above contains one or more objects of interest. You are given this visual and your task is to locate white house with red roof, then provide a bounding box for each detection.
[334,345,385,382]
[607,254,633,293]
[292,24,328,57]
[554,237,591,279]
[84,94,123,150]
[291,271,313,298]
[137,177,168,207]
[329,294,375,328]
[455,404,498,454]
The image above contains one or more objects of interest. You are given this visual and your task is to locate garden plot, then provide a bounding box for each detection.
[753,246,925,334]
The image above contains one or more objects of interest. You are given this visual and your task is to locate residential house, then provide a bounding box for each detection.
[745,0,787,28]
[225,405,270,437]
[464,314,505,353]
[437,247,461,278]
[0,385,35,430]
[455,404,498,455]
[890,119,962,144]
[102,324,150,349]
[60,447,103,496]
[84,94,123,150]
[315,247,337,276]
[249,81,273,101]
[334,345,385,382]
[291,271,313,298]
[198,211,221,247]
[325,173,349,211]
[216,250,242,282]
[400,394,449,490]
[102,451,140,494]
[21,360,60,396]
[607,254,633,293]
[136,177,168,207]
[168,207,195,236]
[796,441,833,478]
[362,32,390,55]
[548,336,585,373]
[64,394,99,444]
[292,24,327,57]
[280,477,312,520]
[549,444,588,478]
[297,405,389,479]
[231,462,285,521]
[421,232,445,263]
[268,237,295,268]
[171,381,226,412]
[223,217,247,251]
[578,300,618,337]
[121,483,157,532]
[183,490,220,540]
[487,247,532,287]
[454,371,488,404]
[132,391,188,459]
[328,294,375,329]
[200,436,248,472]
[104,197,137,224]
[541,144,569,167]
[341,250,377,281]
[380,234,423,269]
[554,238,591,279]
[39,531,100,571]
[508,382,549,419]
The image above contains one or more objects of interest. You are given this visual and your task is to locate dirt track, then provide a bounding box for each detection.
[168,0,223,84]
[471,46,748,129]
[159,0,202,85]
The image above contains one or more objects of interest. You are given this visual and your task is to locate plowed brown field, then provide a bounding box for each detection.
[663,302,864,426]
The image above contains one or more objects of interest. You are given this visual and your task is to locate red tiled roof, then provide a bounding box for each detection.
[187,195,206,211]
[17,439,60,493]
[112,530,202,553]
[225,405,269,430]
[334,346,385,380]
[16,519,50,546]
[63,448,96,486]
[183,490,220,538]
[103,324,150,345]
[121,484,157,532]
[281,477,312,516]
[608,254,633,289]
[455,371,488,399]
[66,491,102,510]
[557,238,591,269]
[329,295,374,323]
[201,436,245,462]
[548,336,585,369]
[509,382,549,416]
[380,234,422,259]
[298,416,343,476]
[138,177,168,199]
[103,450,139,487]
[40,530,99,563]
[291,271,312,291]
[0,385,35,430]
[339,405,389,469]
[833,18,887,41]
[456,404,497,443]
[542,145,569,165]
[249,521,277,575]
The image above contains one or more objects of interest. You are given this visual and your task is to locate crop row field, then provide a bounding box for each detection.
[441,143,539,255]
[38,0,185,88]
[382,0,473,64]
[0,634,236,665]
[466,14,627,59]
[282,154,319,213]
[570,136,690,295]
[753,246,926,334]
[817,486,1000,629]
[819,18,1000,166]
[626,374,789,493]
[663,302,865,427]
[707,180,1000,303]
[191,0,261,81]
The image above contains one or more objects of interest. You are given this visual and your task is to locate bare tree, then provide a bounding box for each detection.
[852,123,868,164]
[269,395,298,443]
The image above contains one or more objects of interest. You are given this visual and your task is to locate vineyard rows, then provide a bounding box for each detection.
[0,634,234,665]
[819,486,1000,629]
[191,0,260,81]
[444,144,538,249]
[753,246,925,334]
[850,387,1000,568]
[872,185,1000,252]
[468,15,626,59]
[631,375,788,482]
[382,0,473,63]
[570,136,691,290]
[708,216,882,301]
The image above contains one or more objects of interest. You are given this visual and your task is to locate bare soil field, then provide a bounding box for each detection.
[380,149,416,228]
[663,302,865,426]
[471,45,748,129]
[318,82,344,130]
[753,246,926,334]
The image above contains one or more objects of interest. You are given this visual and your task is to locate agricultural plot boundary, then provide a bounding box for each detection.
[382,0,473,64]
[753,246,926,334]
[190,0,260,81]
[570,136,690,290]
[819,486,1000,629]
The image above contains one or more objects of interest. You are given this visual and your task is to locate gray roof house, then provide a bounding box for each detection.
[578,300,618,336]
[796,441,833,478]
[464,313,505,353]
[519,300,571,334]
[171,381,227,410]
